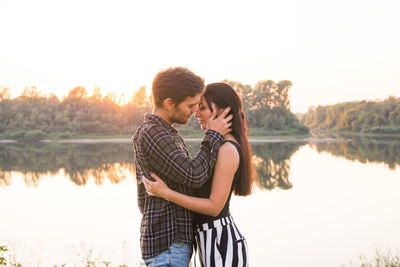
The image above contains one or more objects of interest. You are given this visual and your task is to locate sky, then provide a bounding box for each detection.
[0,0,399,113]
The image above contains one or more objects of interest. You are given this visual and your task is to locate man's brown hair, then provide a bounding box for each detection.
[152,67,205,108]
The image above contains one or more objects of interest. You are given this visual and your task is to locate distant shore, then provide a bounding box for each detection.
[0,136,349,144]
[4,131,400,144]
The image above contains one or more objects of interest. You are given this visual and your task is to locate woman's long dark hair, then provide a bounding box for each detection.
[204,82,256,196]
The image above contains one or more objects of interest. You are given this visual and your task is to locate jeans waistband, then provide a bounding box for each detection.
[195,216,234,232]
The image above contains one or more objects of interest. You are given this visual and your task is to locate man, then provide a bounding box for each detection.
[132,67,232,266]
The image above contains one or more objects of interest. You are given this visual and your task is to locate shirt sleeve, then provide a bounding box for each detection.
[140,125,224,189]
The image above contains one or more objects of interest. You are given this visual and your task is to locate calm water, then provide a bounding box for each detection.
[1,137,400,266]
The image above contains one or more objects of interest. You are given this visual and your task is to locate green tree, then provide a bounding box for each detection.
[0,86,10,100]
[302,96,400,134]
[252,80,275,109]
[67,86,87,98]
[131,86,149,108]
[274,80,292,109]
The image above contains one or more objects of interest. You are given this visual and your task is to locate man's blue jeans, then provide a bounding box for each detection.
[143,241,192,267]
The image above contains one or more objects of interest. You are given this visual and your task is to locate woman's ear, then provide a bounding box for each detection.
[216,108,224,117]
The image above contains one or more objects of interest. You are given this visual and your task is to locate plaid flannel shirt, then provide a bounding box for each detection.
[132,114,223,259]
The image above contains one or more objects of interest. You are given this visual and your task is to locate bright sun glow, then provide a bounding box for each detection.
[0,0,399,112]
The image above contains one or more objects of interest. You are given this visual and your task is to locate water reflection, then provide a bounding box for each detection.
[186,141,305,191]
[310,137,400,170]
[1,137,399,189]
[252,142,305,190]
[0,143,134,187]
[1,139,400,267]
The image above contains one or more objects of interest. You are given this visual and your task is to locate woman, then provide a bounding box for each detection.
[143,82,255,267]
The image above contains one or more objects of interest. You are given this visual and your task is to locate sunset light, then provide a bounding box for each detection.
[1,2,400,266]
[1,0,399,112]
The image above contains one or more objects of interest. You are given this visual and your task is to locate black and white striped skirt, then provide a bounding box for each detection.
[194,216,249,267]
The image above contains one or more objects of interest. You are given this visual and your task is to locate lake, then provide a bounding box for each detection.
[1,137,400,266]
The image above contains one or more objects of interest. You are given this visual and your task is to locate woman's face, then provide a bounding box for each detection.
[195,96,213,130]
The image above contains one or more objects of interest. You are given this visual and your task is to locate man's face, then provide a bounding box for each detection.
[170,94,201,125]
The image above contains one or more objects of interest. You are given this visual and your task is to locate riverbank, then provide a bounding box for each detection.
[4,127,400,144]
[3,130,400,144]
[311,129,400,139]
[0,126,310,142]
[0,135,349,144]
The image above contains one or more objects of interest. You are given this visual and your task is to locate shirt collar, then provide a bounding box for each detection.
[144,113,178,133]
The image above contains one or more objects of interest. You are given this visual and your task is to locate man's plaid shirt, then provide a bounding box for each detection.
[132,114,224,259]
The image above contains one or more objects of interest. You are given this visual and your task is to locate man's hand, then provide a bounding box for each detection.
[206,104,233,135]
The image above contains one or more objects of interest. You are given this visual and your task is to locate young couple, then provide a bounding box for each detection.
[132,67,255,267]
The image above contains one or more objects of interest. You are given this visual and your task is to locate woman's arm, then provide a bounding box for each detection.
[143,142,239,216]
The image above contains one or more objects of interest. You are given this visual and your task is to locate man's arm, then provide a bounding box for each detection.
[143,142,239,216]
[141,107,232,189]
[140,125,222,189]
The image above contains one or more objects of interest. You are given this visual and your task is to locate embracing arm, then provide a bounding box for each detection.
[144,143,239,216]
[141,108,232,189]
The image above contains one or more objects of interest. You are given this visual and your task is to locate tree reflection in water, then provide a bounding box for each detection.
[0,143,134,187]
[3,137,396,189]
[186,141,305,191]
[1,141,305,190]
[310,137,400,170]
[251,142,305,190]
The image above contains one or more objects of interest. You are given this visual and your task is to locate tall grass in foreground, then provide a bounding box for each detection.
[0,242,144,267]
[342,248,400,267]
[4,242,399,266]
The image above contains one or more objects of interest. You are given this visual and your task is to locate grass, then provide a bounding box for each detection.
[3,243,400,266]
[0,242,142,267]
[342,248,400,267]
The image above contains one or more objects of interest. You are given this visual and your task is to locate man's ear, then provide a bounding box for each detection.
[163,98,175,111]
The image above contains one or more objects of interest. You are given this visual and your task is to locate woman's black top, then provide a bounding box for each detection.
[193,140,242,226]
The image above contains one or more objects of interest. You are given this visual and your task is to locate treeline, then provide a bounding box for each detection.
[301,96,400,134]
[179,79,309,135]
[0,86,151,140]
[0,80,308,140]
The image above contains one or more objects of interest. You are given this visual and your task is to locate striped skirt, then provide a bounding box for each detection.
[194,216,249,267]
